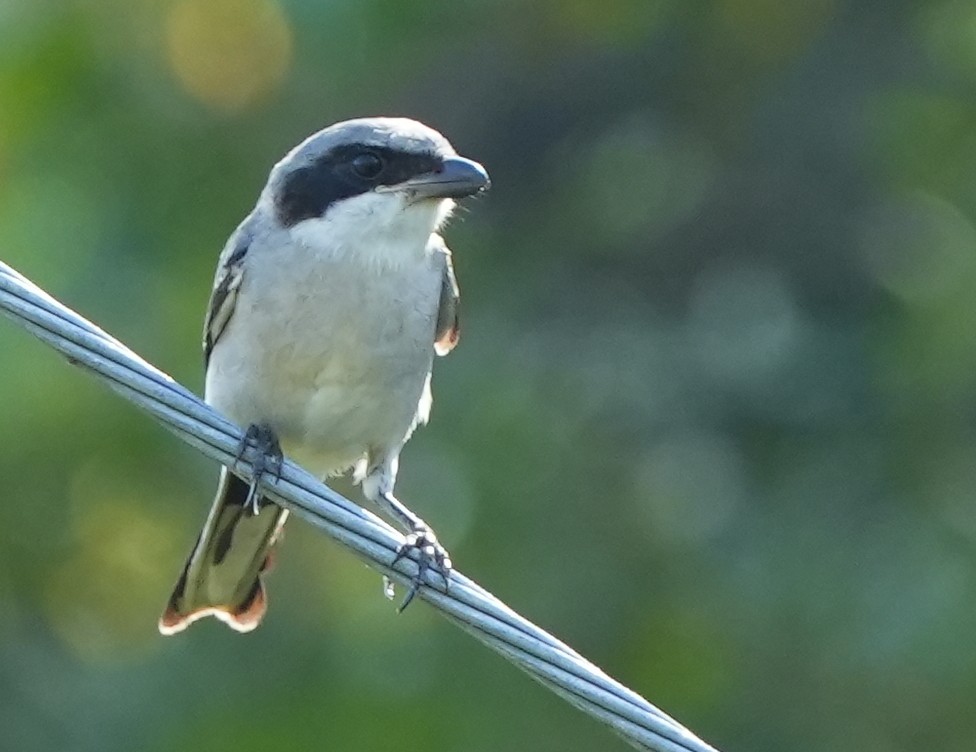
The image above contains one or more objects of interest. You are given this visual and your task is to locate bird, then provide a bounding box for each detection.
[158,117,489,635]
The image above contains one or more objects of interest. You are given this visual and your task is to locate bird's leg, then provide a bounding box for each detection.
[233,423,283,516]
[362,457,452,611]
[382,490,452,611]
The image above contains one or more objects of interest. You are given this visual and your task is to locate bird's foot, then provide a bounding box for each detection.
[390,524,452,612]
[233,423,283,516]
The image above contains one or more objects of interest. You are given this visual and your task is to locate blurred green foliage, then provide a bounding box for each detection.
[3,1,976,750]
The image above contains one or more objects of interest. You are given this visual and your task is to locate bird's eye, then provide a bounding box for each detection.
[351,152,384,180]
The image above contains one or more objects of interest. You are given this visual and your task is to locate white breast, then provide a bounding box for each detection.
[205,219,444,477]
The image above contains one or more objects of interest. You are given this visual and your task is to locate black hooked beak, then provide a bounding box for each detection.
[383,156,490,200]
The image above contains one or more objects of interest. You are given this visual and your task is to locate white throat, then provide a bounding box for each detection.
[286,191,455,271]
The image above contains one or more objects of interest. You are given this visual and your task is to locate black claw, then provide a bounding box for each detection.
[437,561,451,592]
[268,451,283,485]
[391,544,409,569]
[390,526,452,611]
[397,581,421,613]
[232,436,250,469]
[234,423,283,515]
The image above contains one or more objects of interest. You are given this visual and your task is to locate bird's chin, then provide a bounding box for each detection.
[432,197,457,229]
[289,191,452,262]
[392,192,455,231]
[398,196,455,236]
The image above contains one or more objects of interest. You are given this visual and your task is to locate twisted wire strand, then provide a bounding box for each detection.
[0,259,720,752]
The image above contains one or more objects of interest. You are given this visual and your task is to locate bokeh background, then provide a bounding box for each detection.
[3,1,976,750]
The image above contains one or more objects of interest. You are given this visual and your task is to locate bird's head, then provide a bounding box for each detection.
[264,117,489,263]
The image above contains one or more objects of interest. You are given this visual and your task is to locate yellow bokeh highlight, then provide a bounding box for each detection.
[42,461,187,663]
[710,0,837,65]
[165,0,292,112]
[549,0,672,45]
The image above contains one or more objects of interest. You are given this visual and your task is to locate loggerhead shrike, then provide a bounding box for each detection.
[159,117,489,635]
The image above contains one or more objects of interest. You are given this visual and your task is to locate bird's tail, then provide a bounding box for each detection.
[159,468,288,635]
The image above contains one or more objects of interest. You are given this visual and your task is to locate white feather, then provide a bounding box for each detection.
[205,190,451,478]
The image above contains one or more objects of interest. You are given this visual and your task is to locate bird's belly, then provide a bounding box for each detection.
[205,260,439,476]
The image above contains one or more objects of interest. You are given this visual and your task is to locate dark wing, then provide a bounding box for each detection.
[432,237,460,356]
[203,227,251,366]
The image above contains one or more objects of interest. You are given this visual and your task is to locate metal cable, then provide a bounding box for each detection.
[0,259,720,752]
